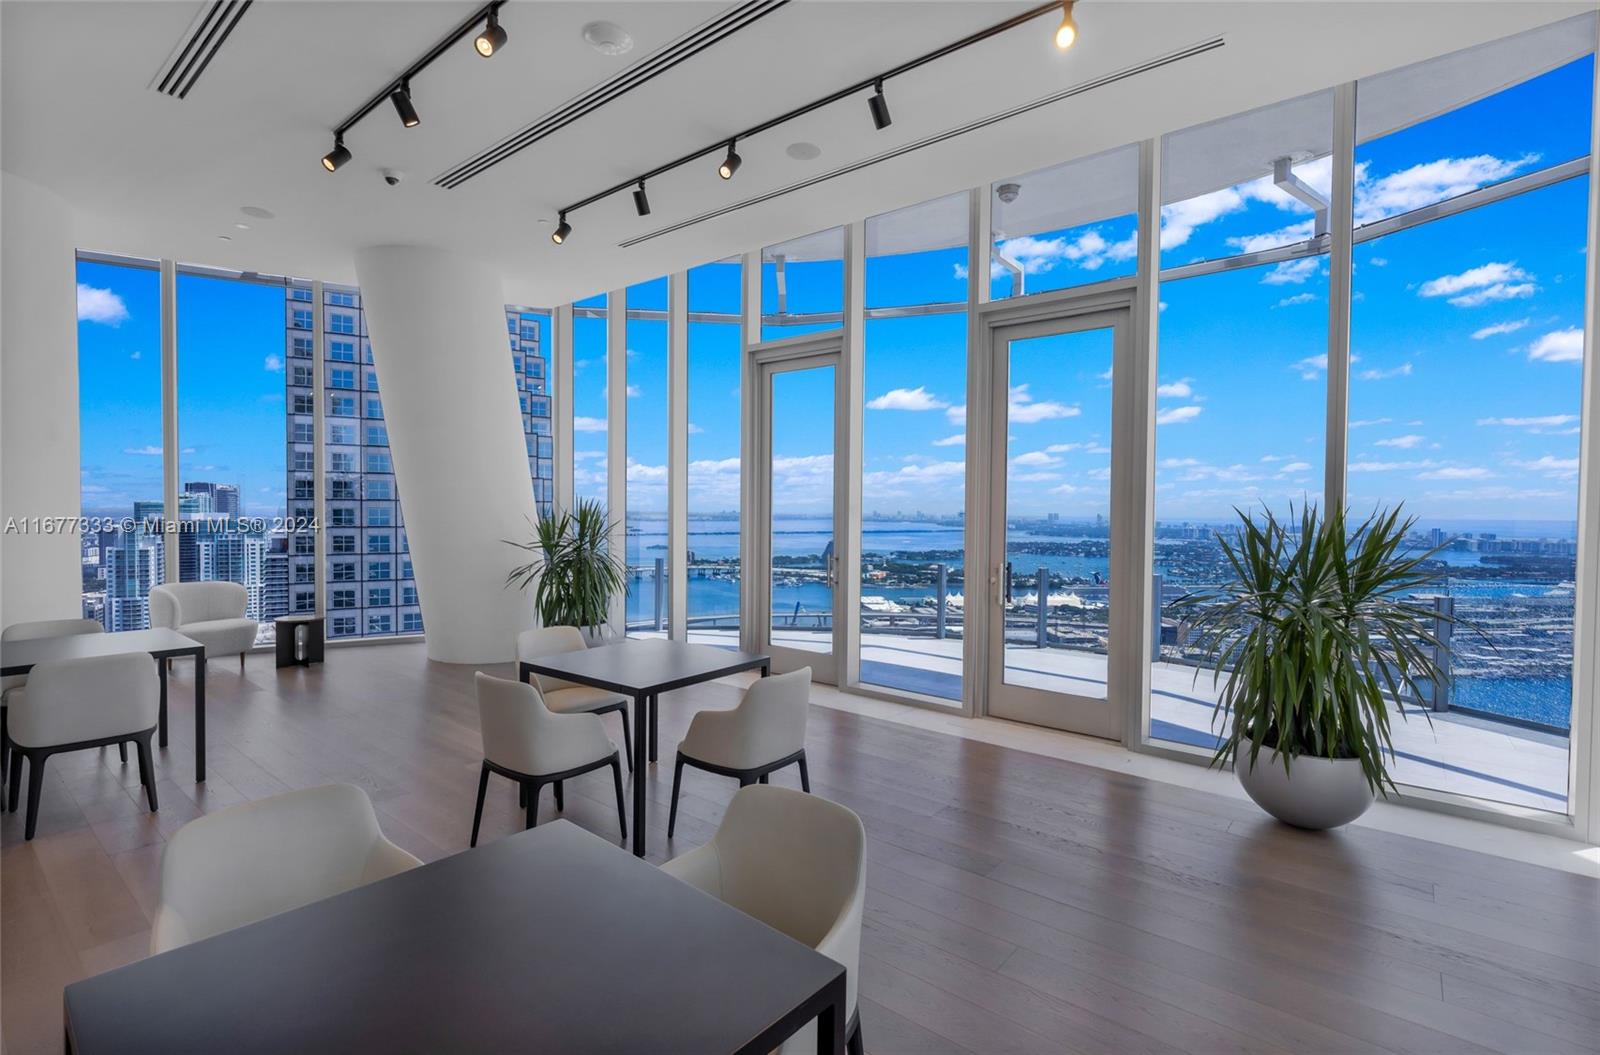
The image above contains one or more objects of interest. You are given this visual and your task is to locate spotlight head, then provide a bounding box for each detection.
[321,135,351,172]
[390,82,420,128]
[632,181,651,217]
[551,213,572,245]
[1054,1,1077,49]
[868,80,892,131]
[475,9,507,57]
[718,141,742,180]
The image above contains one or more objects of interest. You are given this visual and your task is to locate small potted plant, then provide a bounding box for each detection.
[505,498,627,645]
[1181,504,1456,829]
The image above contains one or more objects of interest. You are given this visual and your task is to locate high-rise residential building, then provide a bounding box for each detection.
[183,481,240,516]
[508,306,555,517]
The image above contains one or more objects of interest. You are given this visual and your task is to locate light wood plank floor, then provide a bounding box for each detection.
[2,643,1596,1055]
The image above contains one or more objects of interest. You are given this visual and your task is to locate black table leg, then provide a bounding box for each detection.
[648,693,658,763]
[817,976,846,1055]
[631,691,648,857]
[761,661,770,677]
[194,650,206,782]
[157,656,169,747]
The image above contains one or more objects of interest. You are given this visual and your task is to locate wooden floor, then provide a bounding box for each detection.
[2,644,1597,1055]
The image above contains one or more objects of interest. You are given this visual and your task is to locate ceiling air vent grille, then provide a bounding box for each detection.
[434,0,789,190]
[153,0,252,100]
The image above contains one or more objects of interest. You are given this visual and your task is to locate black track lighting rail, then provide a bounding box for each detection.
[552,0,1068,229]
[330,1,507,141]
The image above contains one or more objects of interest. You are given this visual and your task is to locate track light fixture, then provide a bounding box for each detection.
[632,181,651,217]
[390,81,420,128]
[475,9,507,57]
[718,140,742,180]
[868,80,892,131]
[1054,1,1077,50]
[321,134,351,172]
[551,213,572,245]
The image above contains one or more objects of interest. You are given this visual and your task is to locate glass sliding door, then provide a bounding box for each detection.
[986,309,1129,738]
[757,350,841,680]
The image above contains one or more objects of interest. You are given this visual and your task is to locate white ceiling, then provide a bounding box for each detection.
[2,1,1590,306]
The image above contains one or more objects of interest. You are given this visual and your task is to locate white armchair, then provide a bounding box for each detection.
[150,783,421,954]
[5,652,159,840]
[517,626,633,768]
[662,785,866,1055]
[668,667,812,838]
[148,581,258,669]
[471,671,627,847]
[1,617,105,807]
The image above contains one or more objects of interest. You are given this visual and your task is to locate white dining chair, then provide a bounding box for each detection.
[148,581,258,670]
[668,667,812,838]
[516,626,633,768]
[471,671,627,847]
[5,652,159,840]
[1,617,106,807]
[662,785,866,1055]
[150,783,421,954]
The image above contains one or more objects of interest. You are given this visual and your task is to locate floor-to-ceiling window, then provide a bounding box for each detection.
[990,144,1139,300]
[176,271,288,644]
[625,279,669,637]
[1148,90,1335,750]
[76,257,163,631]
[687,259,742,648]
[572,294,609,511]
[761,227,843,341]
[1344,41,1593,811]
[859,194,968,702]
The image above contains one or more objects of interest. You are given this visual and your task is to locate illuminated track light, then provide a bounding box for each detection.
[321,134,351,172]
[718,140,741,180]
[551,212,572,244]
[390,81,420,128]
[475,10,507,57]
[868,80,891,131]
[632,181,651,217]
[1054,1,1077,49]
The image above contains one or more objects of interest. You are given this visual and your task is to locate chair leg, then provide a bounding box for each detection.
[8,745,23,813]
[519,782,527,809]
[618,708,633,773]
[609,755,627,842]
[667,755,685,838]
[118,742,128,765]
[524,782,540,830]
[23,750,48,841]
[240,653,246,673]
[470,761,490,848]
[798,750,811,793]
[758,773,769,785]
[135,734,158,811]
[554,780,564,812]
[847,1016,864,1055]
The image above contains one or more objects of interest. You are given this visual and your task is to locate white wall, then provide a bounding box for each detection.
[1,171,82,626]
[354,246,537,663]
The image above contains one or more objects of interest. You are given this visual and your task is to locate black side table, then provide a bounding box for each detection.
[275,615,326,668]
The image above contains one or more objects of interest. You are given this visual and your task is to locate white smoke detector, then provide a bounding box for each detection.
[582,21,633,56]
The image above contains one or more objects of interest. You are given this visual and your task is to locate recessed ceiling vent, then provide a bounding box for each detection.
[151,0,253,100]
[434,0,789,190]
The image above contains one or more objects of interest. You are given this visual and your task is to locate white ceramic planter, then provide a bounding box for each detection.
[1235,751,1375,830]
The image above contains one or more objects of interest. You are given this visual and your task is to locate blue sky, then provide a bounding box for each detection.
[79,54,1591,536]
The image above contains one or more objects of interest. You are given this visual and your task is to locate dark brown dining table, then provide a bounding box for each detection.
[520,637,769,856]
[0,627,207,780]
[64,820,847,1054]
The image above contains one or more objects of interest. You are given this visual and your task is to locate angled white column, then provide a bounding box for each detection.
[354,246,536,663]
[1,172,82,624]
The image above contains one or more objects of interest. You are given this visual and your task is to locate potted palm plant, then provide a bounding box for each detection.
[505,498,627,645]
[1181,504,1456,829]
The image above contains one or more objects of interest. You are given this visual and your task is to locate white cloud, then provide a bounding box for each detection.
[1527,327,1584,364]
[1349,459,1439,473]
[1476,414,1577,429]
[573,416,607,433]
[996,228,1138,277]
[122,445,163,456]
[1156,405,1203,426]
[1471,319,1530,340]
[1418,261,1536,308]
[1011,450,1060,468]
[1375,434,1425,449]
[1260,257,1320,285]
[1349,417,1391,428]
[1292,354,1328,380]
[1047,441,1109,454]
[1155,378,1194,399]
[626,384,641,398]
[264,353,283,372]
[1416,466,1493,480]
[867,386,949,412]
[1159,457,1201,469]
[687,423,704,434]
[1009,471,1061,483]
[932,433,965,447]
[1358,363,1413,382]
[1512,455,1580,478]
[1277,461,1312,474]
[1275,292,1316,308]
[1357,154,1538,221]
[944,404,966,426]
[1006,385,1079,424]
[77,284,129,325]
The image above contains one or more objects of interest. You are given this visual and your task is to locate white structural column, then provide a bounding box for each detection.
[0,173,82,623]
[606,289,627,633]
[353,246,537,663]
[667,272,688,639]
[1574,30,1600,843]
